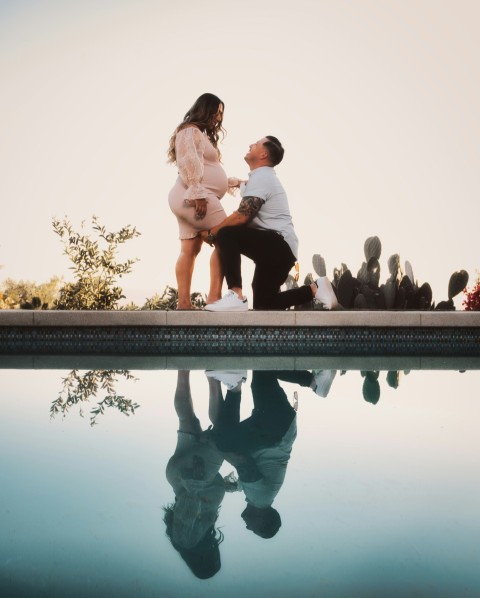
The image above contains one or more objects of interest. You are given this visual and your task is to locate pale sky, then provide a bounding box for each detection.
[1,0,479,307]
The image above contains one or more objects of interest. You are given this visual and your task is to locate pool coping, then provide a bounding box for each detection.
[1,310,480,327]
[2,354,479,371]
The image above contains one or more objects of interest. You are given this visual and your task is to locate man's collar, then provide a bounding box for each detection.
[248,166,275,177]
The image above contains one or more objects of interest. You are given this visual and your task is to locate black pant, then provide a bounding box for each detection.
[212,370,312,453]
[216,226,313,310]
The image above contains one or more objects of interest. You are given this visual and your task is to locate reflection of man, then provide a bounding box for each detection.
[202,137,337,311]
[209,370,317,538]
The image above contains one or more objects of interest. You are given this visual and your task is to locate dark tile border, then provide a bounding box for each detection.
[0,326,479,356]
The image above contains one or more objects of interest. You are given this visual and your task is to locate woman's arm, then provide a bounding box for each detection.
[175,127,208,218]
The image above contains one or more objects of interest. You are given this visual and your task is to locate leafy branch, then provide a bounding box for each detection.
[50,369,139,426]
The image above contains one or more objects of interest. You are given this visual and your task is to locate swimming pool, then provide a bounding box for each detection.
[1,361,479,597]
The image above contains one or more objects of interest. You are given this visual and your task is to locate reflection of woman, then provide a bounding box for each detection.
[164,370,226,579]
[167,93,238,309]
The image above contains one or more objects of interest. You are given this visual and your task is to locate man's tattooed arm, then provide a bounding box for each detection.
[237,196,265,223]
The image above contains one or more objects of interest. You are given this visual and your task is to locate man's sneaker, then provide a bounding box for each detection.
[311,369,337,397]
[204,290,248,312]
[314,276,338,310]
[205,370,247,390]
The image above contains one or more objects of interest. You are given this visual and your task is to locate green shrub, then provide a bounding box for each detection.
[53,216,140,310]
[0,276,61,309]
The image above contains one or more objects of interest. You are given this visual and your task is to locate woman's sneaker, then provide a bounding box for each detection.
[205,290,248,312]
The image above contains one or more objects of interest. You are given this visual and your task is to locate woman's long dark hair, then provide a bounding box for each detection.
[167,93,225,163]
[163,504,224,579]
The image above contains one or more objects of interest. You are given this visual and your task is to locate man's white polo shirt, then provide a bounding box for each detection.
[241,166,299,259]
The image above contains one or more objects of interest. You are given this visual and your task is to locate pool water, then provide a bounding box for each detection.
[1,364,479,597]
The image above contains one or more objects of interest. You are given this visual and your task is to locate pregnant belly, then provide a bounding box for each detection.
[203,162,228,198]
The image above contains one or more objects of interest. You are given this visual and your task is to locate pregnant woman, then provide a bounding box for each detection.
[167,93,239,310]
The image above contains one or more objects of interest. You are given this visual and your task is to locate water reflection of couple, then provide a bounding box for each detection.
[164,368,335,578]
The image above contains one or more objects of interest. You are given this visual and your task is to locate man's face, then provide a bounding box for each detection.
[244,137,268,163]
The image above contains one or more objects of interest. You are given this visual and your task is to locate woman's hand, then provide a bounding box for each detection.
[194,198,207,219]
[228,177,247,189]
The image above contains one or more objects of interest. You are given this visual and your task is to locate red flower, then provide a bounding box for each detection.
[463,279,480,311]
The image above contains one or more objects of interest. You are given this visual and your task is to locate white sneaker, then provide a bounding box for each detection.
[314,277,338,310]
[312,369,337,397]
[204,290,248,312]
[205,370,247,390]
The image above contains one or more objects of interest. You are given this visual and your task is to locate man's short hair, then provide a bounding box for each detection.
[263,136,284,166]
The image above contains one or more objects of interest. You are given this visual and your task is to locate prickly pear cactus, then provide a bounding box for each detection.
[381,281,396,309]
[354,293,368,309]
[364,236,382,261]
[366,257,380,287]
[387,254,402,283]
[357,262,369,285]
[418,282,432,309]
[333,263,349,287]
[337,269,356,308]
[312,255,326,278]
[448,270,469,299]
[284,274,298,290]
[405,260,414,286]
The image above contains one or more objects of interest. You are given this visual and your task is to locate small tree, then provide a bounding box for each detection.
[53,216,140,310]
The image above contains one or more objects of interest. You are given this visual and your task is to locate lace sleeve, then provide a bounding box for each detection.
[227,177,240,196]
[175,127,208,200]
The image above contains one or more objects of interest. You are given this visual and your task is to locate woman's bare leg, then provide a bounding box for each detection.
[175,237,203,309]
[174,370,202,434]
[206,247,223,304]
[206,375,224,426]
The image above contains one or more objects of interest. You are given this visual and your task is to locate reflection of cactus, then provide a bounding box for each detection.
[386,371,400,389]
[362,371,381,404]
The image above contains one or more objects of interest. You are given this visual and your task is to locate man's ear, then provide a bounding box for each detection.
[260,149,269,161]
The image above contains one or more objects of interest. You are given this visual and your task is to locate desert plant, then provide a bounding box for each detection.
[52,216,140,310]
[305,236,468,311]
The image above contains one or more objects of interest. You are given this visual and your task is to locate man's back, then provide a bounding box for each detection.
[243,166,299,259]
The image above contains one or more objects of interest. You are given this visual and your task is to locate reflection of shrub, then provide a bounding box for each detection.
[50,369,139,426]
[52,216,140,310]
[463,276,480,311]
[0,277,61,309]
